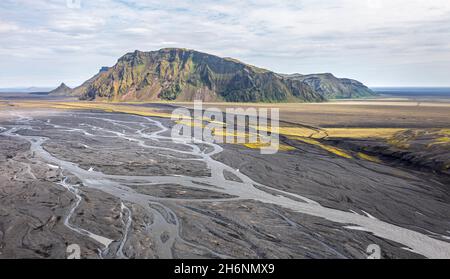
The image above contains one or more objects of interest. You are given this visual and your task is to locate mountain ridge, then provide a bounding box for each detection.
[65,48,376,102]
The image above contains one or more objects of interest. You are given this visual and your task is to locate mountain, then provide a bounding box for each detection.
[281,73,375,99]
[74,48,375,102]
[48,83,72,96]
[72,67,110,96]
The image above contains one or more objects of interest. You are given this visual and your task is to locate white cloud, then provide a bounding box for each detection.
[0,20,20,33]
[0,0,450,87]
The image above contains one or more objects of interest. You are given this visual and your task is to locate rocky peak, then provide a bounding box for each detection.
[48,82,72,96]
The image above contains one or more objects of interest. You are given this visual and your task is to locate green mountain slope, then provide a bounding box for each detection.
[74,48,375,102]
[282,73,375,99]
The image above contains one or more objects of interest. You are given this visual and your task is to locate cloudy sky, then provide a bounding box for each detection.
[1,0,450,88]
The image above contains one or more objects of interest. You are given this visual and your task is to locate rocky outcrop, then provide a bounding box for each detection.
[48,83,72,96]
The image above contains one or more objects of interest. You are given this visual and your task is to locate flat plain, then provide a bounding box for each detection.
[0,94,449,259]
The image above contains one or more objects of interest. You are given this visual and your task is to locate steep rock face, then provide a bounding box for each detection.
[74,48,374,102]
[48,83,72,96]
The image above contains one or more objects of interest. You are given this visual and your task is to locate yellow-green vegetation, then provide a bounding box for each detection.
[212,130,251,142]
[175,119,295,151]
[386,130,419,149]
[256,125,326,138]
[176,118,226,127]
[386,128,450,151]
[175,118,394,145]
[387,138,411,149]
[258,126,406,140]
[357,152,381,163]
[181,101,450,132]
[80,104,410,143]
[428,136,450,147]
[324,128,406,139]
[440,129,450,136]
[6,100,448,157]
[3,101,181,121]
[436,137,450,143]
[288,136,352,159]
[279,127,326,138]
[176,119,206,128]
[31,101,175,119]
[244,142,296,151]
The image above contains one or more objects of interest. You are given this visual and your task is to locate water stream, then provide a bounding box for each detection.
[2,112,450,259]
